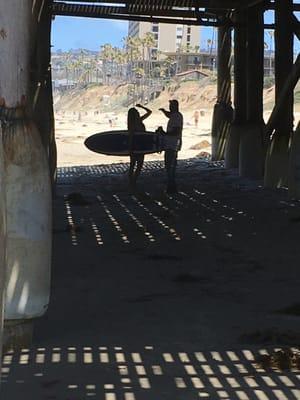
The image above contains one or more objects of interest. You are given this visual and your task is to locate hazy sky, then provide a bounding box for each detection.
[51,12,299,52]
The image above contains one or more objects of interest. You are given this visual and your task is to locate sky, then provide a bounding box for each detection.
[52,17,128,51]
[51,12,299,53]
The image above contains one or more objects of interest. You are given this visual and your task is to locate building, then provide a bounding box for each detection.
[52,79,76,92]
[164,51,217,73]
[128,21,201,60]
[162,50,276,76]
[175,69,209,82]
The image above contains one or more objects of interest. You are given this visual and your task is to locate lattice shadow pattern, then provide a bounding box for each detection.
[1,346,300,399]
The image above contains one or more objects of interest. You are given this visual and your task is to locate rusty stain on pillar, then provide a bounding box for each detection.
[0,0,52,351]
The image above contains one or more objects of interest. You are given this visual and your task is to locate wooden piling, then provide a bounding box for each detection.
[211,21,233,161]
[225,9,247,168]
[246,6,264,125]
[32,5,57,186]
[239,4,265,178]
[265,0,294,188]
[275,0,294,137]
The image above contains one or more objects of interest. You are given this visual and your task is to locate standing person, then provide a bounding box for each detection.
[159,99,183,194]
[193,110,200,127]
[127,104,152,190]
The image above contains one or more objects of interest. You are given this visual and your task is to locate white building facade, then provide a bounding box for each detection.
[128,21,201,60]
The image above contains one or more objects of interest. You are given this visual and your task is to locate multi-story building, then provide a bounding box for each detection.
[128,21,201,60]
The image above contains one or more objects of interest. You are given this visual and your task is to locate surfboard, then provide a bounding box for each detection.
[84,130,162,156]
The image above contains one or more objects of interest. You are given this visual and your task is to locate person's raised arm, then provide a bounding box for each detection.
[159,108,171,118]
[136,104,152,121]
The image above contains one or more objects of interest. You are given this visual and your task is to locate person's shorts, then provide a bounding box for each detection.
[131,153,144,162]
[163,135,181,151]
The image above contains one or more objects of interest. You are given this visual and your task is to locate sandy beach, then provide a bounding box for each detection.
[55,108,289,167]
[55,109,214,167]
[55,110,212,167]
[53,79,300,168]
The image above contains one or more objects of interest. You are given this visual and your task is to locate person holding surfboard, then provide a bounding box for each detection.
[127,104,152,190]
[159,99,183,194]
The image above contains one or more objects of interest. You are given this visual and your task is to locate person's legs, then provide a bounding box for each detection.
[132,155,144,185]
[165,150,178,193]
[129,155,136,189]
[164,150,171,180]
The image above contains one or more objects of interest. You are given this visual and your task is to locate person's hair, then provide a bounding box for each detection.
[127,107,140,131]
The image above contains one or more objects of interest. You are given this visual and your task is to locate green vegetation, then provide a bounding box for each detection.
[264,76,275,89]
[52,34,215,106]
[294,91,300,104]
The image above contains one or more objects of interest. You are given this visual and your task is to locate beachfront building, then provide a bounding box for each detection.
[128,21,201,60]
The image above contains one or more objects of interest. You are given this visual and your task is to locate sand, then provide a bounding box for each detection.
[55,107,300,167]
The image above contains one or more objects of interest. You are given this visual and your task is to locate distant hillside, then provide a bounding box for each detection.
[53,78,297,114]
[54,78,221,113]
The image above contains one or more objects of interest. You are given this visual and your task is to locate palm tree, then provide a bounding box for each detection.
[207,39,212,54]
[194,45,200,53]
[267,30,274,76]
[64,51,73,84]
[163,56,174,78]
[88,57,98,83]
[93,56,101,83]
[114,49,126,81]
[100,44,114,84]
[143,32,156,78]
[123,36,141,82]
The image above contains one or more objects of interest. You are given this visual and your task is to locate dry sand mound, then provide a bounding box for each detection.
[190,140,211,150]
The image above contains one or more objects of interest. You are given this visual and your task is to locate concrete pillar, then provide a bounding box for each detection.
[239,4,265,179]
[0,125,6,377]
[211,23,233,161]
[32,7,57,186]
[289,123,300,198]
[265,0,294,188]
[4,115,52,320]
[274,1,294,135]
[225,10,247,168]
[0,1,52,344]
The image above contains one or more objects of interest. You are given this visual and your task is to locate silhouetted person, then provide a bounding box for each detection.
[127,104,152,190]
[159,99,183,194]
[193,110,200,127]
